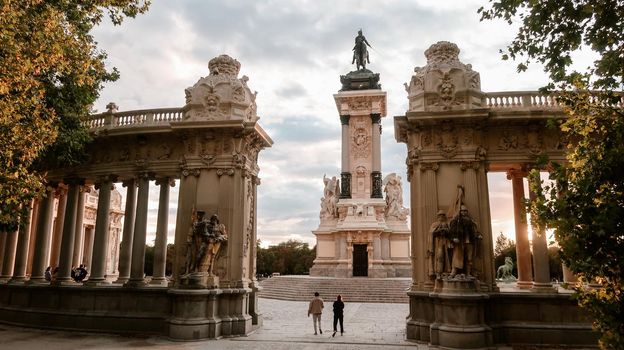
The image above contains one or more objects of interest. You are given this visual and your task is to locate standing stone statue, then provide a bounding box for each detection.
[448,205,482,277]
[321,174,339,219]
[352,29,371,70]
[428,210,451,279]
[191,211,228,276]
[383,173,408,220]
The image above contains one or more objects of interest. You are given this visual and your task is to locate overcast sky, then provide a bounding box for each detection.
[92,0,552,248]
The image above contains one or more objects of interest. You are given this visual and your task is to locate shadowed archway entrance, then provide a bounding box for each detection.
[352,244,368,276]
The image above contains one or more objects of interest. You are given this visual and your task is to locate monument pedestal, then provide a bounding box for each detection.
[428,277,493,349]
[180,273,219,289]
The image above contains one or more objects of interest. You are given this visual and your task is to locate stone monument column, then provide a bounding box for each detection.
[28,187,56,284]
[528,173,554,292]
[85,176,115,285]
[1,227,18,279]
[9,204,33,283]
[340,115,352,198]
[126,172,150,287]
[71,186,87,267]
[116,179,137,283]
[26,199,40,276]
[507,168,533,289]
[419,162,439,291]
[55,179,82,284]
[49,186,67,269]
[151,177,174,286]
[370,113,382,198]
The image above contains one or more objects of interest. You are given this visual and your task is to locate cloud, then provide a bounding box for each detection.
[92,0,543,250]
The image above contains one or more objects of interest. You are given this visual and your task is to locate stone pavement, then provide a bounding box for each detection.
[0,298,428,350]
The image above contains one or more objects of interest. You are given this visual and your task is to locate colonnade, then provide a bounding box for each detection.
[506,167,571,290]
[0,175,175,287]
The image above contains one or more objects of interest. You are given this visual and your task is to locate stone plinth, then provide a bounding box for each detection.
[340,69,381,91]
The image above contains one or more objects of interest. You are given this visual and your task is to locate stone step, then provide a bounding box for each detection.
[259,276,410,303]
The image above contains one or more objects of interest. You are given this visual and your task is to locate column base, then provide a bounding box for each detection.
[113,277,129,284]
[124,279,147,288]
[26,278,50,285]
[149,277,169,287]
[84,279,112,287]
[516,280,533,289]
[531,282,557,293]
[7,277,28,285]
[51,278,79,286]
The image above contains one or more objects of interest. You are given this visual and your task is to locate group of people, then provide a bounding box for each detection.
[307,292,345,337]
[44,265,88,282]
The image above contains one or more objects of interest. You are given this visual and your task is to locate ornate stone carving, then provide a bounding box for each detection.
[183,54,258,122]
[498,130,518,150]
[428,210,451,279]
[437,122,459,158]
[383,173,408,220]
[420,162,439,172]
[352,126,371,159]
[406,41,483,112]
[185,211,228,277]
[320,175,339,220]
[526,124,544,155]
[216,168,235,177]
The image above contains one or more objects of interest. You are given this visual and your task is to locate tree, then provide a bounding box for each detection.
[256,240,316,276]
[480,1,624,348]
[0,0,150,230]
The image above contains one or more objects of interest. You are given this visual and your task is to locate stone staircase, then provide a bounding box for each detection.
[258,276,410,303]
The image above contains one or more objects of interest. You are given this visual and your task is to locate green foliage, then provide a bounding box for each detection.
[0,0,150,229]
[481,1,624,347]
[257,239,316,276]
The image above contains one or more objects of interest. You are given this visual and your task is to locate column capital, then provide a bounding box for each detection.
[155,177,176,187]
[370,113,381,124]
[63,177,85,186]
[94,175,117,188]
[460,161,481,171]
[121,178,137,188]
[419,162,439,172]
[340,115,350,125]
[506,167,528,180]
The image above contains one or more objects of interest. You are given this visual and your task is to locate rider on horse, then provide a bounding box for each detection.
[352,29,371,70]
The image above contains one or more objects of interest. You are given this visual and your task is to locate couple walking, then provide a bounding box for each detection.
[307,292,345,337]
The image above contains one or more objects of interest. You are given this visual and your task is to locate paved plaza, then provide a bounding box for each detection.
[0,298,428,350]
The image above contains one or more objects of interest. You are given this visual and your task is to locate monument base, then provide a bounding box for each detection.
[179,273,219,289]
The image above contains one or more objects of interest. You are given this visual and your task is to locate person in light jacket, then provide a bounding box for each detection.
[307,292,324,335]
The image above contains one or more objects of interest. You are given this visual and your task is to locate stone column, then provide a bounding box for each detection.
[82,227,95,269]
[172,168,199,285]
[72,187,87,267]
[0,231,6,274]
[151,177,173,286]
[85,176,115,286]
[115,179,137,284]
[507,168,533,289]
[49,187,67,269]
[26,200,40,276]
[528,173,555,292]
[9,205,33,283]
[340,115,352,199]
[420,162,439,291]
[54,180,82,284]
[1,228,19,279]
[28,188,56,284]
[370,113,383,198]
[126,173,150,287]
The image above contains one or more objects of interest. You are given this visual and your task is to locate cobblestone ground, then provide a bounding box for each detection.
[0,298,427,350]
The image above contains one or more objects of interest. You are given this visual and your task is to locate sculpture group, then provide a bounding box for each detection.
[185,211,228,277]
[428,187,482,280]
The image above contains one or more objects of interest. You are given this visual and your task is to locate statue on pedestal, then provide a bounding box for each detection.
[383,173,409,220]
[428,210,451,279]
[185,211,228,278]
[321,175,339,219]
[352,29,371,70]
[448,205,482,277]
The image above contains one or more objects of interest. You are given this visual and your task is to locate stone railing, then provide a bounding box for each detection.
[483,91,562,110]
[484,90,623,110]
[84,107,184,130]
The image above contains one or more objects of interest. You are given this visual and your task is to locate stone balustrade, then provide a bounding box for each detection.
[84,107,184,130]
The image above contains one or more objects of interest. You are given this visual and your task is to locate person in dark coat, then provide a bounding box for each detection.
[332,295,345,337]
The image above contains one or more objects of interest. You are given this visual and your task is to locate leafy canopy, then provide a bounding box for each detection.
[480,0,624,348]
[0,0,150,229]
